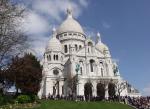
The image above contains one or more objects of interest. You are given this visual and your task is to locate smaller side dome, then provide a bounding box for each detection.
[95,32,109,52]
[96,42,109,52]
[46,28,62,52]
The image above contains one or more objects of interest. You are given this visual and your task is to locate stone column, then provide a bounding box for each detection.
[59,81,61,96]
[46,78,53,98]
[78,79,84,96]
[105,83,109,99]
[57,81,60,96]
[64,81,67,96]
[93,82,97,97]
[76,78,80,96]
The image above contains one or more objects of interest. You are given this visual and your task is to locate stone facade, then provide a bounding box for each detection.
[38,8,141,99]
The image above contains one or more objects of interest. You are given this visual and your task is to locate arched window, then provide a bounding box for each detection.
[49,55,51,61]
[88,42,93,53]
[100,62,104,76]
[53,55,55,60]
[100,61,103,68]
[64,45,68,53]
[53,86,56,95]
[79,45,82,49]
[64,33,67,36]
[88,42,93,46]
[75,44,77,51]
[47,55,49,60]
[90,59,95,72]
[56,55,58,60]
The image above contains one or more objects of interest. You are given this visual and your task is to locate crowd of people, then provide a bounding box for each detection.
[128,96,150,109]
[43,94,123,102]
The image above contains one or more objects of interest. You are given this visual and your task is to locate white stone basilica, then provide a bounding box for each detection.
[38,8,140,99]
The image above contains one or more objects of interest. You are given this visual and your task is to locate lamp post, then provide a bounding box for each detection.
[75,63,80,100]
[56,76,60,97]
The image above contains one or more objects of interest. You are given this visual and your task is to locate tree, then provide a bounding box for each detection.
[6,53,42,95]
[67,76,77,97]
[116,81,127,101]
[0,70,4,93]
[0,0,28,69]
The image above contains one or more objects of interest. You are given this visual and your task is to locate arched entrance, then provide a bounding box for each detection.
[97,83,105,100]
[108,83,116,99]
[84,83,93,101]
[52,69,61,97]
[53,81,60,97]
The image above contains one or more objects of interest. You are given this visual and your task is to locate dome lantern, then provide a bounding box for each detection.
[52,27,57,37]
[57,7,85,35]
[67,6,73,18]
[97,32,101,44]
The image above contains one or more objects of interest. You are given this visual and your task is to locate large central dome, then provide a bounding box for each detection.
[57,8,84,35]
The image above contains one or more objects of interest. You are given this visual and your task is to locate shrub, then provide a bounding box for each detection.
[0,94,15,106]
[0,94,4,106]
[16,95,31,103]
[30,94,39,102]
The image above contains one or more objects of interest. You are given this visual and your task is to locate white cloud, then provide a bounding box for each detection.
[79,0,89,7]
[22,11,51,35]
[32,0,85,21]
[83,26,97,37]
[30,33,50,56]
[19,0,89,58]
[102,21,111,29]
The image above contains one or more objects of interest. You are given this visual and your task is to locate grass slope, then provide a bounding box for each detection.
[32,100,134,109]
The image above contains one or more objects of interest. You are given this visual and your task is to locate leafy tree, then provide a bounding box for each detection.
[0,70,4,93]
[115,81,127,101]
[0,0,28,93]
[7,53,42,95]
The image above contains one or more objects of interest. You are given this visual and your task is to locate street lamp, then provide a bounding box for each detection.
[75,63,80,100]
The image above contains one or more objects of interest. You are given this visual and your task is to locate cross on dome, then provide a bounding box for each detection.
[97,32,101,43]
[67,6,73,18]
[52,27,57,37]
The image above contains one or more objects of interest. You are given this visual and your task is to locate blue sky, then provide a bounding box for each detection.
[83,0,150,96]
[15,0,150,95]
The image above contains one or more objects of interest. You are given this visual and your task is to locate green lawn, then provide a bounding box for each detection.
[31,100,134,109]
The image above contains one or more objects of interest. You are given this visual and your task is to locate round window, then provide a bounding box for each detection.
[53,69,59,75]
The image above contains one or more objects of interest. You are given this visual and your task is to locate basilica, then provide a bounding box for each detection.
[38,8,140,99]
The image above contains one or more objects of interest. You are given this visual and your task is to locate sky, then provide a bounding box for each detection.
[14,0,150,96]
